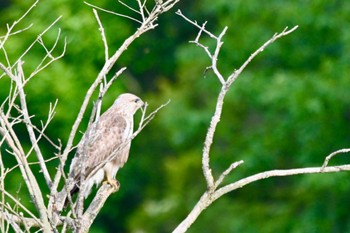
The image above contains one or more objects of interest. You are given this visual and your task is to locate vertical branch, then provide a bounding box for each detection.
[92,9,109,62]
[15,61,52,187]
[173,12,302,233]
[0,151,5,233]
[137,0,147,21]
[202,87,227,190]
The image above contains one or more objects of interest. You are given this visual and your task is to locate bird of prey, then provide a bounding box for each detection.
[58,93,144,209]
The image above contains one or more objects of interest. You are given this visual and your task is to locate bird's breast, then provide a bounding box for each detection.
[121,119,133,140]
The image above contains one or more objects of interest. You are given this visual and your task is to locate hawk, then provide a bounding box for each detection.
[58,93,144,208]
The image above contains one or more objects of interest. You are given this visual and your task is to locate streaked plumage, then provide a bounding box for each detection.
[59,93,143,207]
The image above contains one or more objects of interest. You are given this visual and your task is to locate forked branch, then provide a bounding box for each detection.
[173,12,350,233]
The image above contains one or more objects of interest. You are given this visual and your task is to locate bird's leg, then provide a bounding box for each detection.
[103,173,120,192]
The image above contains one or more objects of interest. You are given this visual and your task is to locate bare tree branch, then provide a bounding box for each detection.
[226,26,298,87]
[78,185,114,233]
[29,29,67,79]
[322,148,350,169]
[214,160,244,189]
[215,164,350,200]
[0,188,41,228]
[92,9,109,62]
[0,16,63,80]
[84,2,142,24]
[173,11,349,233]
[0,0,38,50]
[173,163,350,233]
[15,61,52,187]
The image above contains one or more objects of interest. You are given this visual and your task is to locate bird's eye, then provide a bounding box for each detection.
[134,98,140,103]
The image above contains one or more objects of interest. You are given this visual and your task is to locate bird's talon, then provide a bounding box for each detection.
[103,179,120,192]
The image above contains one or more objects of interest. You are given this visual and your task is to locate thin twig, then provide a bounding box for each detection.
[104,68,127,94]
[177,11,226,84]
[0,188,41,227]
[214,160,244,189]
[137,0,146,21]
[176,10,217,39]
[13,17,62,76]
[84,1,142,24]
[214,164,350,200]
[189,22,213,59]
[118,0,141,14]
[29,30,67,79]
[22,101,59,159]
[0,24,33,40]
[322,148,350,169]
[92,9,109,61]
[0,0,39,49]
[227,26,298,87]
[15,61,52,187]
[210,27,227,85]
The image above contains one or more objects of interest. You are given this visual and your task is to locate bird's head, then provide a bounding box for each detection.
[113,93,144,115]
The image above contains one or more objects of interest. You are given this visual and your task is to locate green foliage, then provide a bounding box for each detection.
[1,0,350,232]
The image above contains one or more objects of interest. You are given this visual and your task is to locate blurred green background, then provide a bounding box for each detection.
[1,0,350,232]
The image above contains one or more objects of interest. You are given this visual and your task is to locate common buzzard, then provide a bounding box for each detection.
[58,93,144,209]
